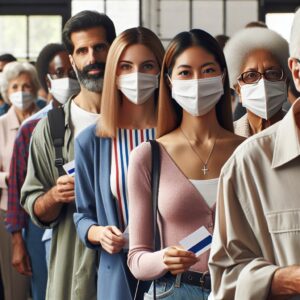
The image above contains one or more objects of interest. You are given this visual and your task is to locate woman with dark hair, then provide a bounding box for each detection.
[74,26,164,300]
[127,29,244,299]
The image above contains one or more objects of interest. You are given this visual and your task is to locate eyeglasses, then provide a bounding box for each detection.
[238,69,284,84]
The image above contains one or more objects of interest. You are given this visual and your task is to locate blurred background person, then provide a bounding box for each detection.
[0,61,40,300]
[5,43,80,300]
[0,53,17,116]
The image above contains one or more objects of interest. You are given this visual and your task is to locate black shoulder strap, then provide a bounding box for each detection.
[47,107,66,177]
[149,140,161,251]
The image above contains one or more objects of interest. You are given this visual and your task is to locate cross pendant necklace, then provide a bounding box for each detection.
[202,164,209,175]
[180,127,217,176]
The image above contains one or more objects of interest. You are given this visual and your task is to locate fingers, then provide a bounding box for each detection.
[99,226,125,254]
[104,227,125,242]
[57,175,75,185]
[164,246,196,258]
[110,226,123,236]
[163,246,198,274]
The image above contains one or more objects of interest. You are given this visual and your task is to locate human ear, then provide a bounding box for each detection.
[233,83,242,103]
[288,58,300,92]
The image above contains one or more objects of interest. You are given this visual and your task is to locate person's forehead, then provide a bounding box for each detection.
[71,26,108,48]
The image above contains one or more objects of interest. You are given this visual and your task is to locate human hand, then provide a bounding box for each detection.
[271,265,300,297]
[163,246,198,275]
[51,175,75,203]
[97,226,126,254]
[11,233,32,276]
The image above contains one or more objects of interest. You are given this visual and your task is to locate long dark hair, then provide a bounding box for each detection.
[157,29,233,137]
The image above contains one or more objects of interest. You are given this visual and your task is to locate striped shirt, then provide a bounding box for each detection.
[110,127,155,230]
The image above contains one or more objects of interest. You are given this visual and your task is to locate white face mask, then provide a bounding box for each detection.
[117,72,159,105]
[171,75,224,117]
[48,75,81,105]
[9,91,35,110]
[240,79,286,120]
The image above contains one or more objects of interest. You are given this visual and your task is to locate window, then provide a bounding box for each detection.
[0,15,62,61]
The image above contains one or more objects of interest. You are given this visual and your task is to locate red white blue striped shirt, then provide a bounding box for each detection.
[111,128,155,230]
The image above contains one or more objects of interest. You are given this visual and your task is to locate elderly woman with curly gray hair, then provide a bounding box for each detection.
[0,61,40,300]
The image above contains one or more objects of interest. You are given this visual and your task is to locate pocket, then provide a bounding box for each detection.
[144,280,175,299]
[265,210,300,264]
[266,209,300,234]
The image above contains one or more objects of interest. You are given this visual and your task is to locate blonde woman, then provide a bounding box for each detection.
[74,27,164,300]
[127,29,244,299]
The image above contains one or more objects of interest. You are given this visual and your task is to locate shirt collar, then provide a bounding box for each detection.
[272,98,300,169]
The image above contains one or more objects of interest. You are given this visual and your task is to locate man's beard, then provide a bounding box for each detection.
[74,62,105,93]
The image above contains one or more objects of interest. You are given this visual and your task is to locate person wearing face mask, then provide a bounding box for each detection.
[127,29,244,299]
[0,53,17,116]
[0,61,41,300]
[224,27,290,138]
[21,11,116,300]
[73,27,164,300]
[5,43,80,300]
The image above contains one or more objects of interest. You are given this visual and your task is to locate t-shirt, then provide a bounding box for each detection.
[70,101,99,138]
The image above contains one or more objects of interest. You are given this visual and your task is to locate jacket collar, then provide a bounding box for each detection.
[7,106,21,130]
[272,98,300,168]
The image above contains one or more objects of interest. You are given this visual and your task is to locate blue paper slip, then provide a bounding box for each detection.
[63,160,75,177]
[179,226,212,256]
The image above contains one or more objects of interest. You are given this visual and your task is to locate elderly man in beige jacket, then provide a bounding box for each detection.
[209,8,300,300]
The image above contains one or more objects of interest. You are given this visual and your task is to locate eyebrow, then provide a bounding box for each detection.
[176,62,217,69]
[119,59,156,64]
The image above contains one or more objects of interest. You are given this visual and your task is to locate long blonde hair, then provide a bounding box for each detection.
[97,27,165,138]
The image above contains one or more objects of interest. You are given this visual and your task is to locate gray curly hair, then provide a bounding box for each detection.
[0,61,40,104]
[224,27,290,87]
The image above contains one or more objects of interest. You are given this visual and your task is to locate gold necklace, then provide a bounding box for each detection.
[180,127,217,175]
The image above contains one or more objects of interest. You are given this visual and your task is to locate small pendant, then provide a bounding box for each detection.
[202,164,208,175]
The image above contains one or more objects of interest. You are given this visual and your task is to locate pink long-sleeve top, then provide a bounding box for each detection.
[127,142,215,281]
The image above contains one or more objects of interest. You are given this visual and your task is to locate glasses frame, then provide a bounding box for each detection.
[238,69,285,84]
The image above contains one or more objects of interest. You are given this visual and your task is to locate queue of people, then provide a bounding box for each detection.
[0,7,299,300]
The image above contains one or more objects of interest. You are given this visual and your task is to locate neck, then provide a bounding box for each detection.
[73,87,101,114]
[14,103,35,123]
[118,95,157,129]
[180,108,221,142]
[247,109,283,134]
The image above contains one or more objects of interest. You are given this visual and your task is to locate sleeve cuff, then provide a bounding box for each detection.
[23,192,59,229]
[73,212,98,250]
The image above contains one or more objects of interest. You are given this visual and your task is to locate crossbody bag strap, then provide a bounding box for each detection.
[149,139,161,300]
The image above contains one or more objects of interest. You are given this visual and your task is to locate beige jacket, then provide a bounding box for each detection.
[0,107,20,210]
[209,99,300,300]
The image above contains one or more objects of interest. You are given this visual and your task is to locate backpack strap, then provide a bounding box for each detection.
[47,107,66,177]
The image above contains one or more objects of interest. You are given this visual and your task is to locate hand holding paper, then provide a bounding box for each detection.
[179,226,212,257]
